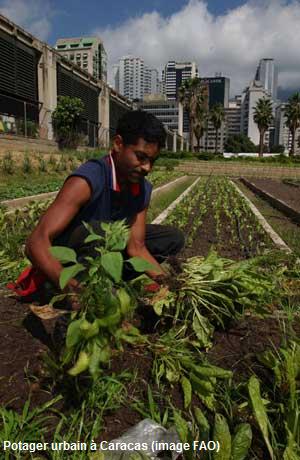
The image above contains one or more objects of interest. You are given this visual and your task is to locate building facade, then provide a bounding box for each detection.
[138,94,180,133]
[255,58,278,100]
[200,76,230,109]
[163,61,199,100]
[241,80,271,146]
[113,55,161,101]
[55,37,107,82]
[225,95,242,138]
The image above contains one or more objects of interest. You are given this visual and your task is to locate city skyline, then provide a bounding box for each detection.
[0,0,300,97]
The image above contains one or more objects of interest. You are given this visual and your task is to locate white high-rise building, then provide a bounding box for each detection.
[255,58,278,100]
[274,103,300,154]
[241,80,272,146]
[163,61,199,100]
[113,56,161,100]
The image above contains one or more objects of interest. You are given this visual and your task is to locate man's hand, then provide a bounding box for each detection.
[65,279,82,311]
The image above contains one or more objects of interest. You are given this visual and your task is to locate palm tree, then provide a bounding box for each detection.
[178,77,203,153]
[284,92,300,156]
[253,98,273,157]
[210,104,225,154]
[193,115,207,151]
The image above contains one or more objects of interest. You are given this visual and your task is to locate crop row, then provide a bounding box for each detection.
[165,176,272,259]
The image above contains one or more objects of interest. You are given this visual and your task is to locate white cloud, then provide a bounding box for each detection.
[0,0,53,41]
[94,0,300,95]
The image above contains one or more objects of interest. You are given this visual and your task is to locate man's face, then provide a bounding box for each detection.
[113,136,160,183]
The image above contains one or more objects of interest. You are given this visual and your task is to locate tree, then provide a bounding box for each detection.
[210,104,225,154]
[224,134,256,153]
[52,96,85,149]
[253,97,273,157]
[284,92,300,156]
[193,86,209,151]
[178,77,204,153]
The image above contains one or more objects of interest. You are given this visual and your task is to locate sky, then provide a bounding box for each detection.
[0,0,300,97]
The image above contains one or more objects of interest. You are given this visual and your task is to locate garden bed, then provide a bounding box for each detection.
[248,178,300,212]
[0,176,299,459]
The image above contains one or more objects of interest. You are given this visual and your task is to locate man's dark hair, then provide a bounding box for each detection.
[116,110,166,149]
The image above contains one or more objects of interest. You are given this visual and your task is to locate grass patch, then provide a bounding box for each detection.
[147,176,195,223]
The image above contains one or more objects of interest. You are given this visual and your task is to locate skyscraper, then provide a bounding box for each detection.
[241,80,272,146]
[163,61,199,100]
[55,37,107,82]
[113,56,161,100]
[255,58,278,100]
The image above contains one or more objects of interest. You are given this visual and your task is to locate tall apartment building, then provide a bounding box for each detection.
[55,36,107,81]
[241,80,272,146]
[113,55,161,100]
[199,76,230,152]
[163,61,199,100]
[255,58,278,100]
[274,103,300,154]
[200,76,230,109]
[225,95,242,138]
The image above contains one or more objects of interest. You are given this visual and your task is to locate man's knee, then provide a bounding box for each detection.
[169,227,185,254]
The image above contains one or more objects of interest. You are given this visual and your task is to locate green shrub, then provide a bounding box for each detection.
[38,156,47,172]
[22,153,32,174]
[52,96,85,150]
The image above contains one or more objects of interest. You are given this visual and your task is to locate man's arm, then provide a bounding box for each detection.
[126,208,164,279]
[25,176,91,289]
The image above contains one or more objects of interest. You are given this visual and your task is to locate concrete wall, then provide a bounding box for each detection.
[0,135,58,153]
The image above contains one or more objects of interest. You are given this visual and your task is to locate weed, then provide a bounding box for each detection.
[1,152,15,174]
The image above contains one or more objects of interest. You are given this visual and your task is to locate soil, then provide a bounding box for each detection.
[0,290,56,410]
[181,188,272,260]
[248,178,300,213]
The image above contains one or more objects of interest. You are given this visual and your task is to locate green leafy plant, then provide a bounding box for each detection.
[0,396,62,459]
[151,327,232,410]
[22,153,32,174]
[49,220,155,379]
[152,251,275,349]
[252,340,300,457]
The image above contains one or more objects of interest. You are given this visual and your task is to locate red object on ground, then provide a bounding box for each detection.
[6,266,46,297]
[144,282,160,293]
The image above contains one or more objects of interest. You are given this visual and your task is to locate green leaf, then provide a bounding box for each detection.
[59,263,85,290]
[101,252,123,282]
[68,351,90,376]
[66,318,83,348]
[84,234,103,244]
[194,407,210,443]
[127,256,157,273]
[213,413,231,460]
[231,423,252,460]
[88,342,102,377]
[181,376,192,409]
[50,246,77,264]
[173,409,189,443]
[248,375,274,460]
[193,313,214,348]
